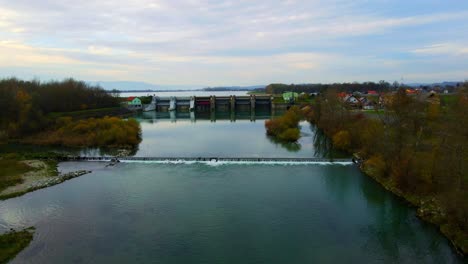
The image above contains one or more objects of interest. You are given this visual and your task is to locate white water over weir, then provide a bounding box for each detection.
[55,157,355,166]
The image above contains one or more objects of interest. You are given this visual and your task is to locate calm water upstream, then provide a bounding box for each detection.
[119,91,250,98]
[0,112,463,263]
[132,112,329,158]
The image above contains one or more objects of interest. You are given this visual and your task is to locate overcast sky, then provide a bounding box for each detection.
[0,0,467,86]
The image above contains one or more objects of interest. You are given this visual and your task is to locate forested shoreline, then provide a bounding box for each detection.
[0,78,140,148]
[264,81,463,94]
[307,84,467,255]
[0,78,141,200]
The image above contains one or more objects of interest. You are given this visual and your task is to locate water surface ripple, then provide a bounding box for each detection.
[0,163,462,263]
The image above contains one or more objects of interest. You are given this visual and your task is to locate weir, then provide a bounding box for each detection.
[51,156,354,164]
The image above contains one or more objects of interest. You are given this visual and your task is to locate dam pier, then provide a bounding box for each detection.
[144,95,283,113]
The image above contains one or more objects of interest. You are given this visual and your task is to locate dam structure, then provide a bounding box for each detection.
[144,95,277,113]
[52,156,354,165]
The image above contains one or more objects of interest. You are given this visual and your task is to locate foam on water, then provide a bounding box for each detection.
[117,159,354,166]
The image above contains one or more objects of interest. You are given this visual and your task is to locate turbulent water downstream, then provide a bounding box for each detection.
[0,112,463,263]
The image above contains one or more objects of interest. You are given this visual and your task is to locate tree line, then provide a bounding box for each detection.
[0,78,120,138]
[22,116,141,148]
[308,83,467,254]
[265,81,396,94]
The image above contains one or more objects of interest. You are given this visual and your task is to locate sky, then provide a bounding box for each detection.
[0,0,467,86]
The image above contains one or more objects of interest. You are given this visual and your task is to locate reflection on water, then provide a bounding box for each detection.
[312,125,348,159]
[138,109,275,123]
[132,111,340,158]
[0,143,140,157]
[119,91,250,98]
[0,111,348,159]
[266,136,301,152]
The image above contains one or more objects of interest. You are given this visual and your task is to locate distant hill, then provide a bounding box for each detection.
[91,81,265,92]
[406,81,463,87]
[202,85,265,91]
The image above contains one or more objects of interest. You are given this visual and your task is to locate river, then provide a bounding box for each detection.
[0,111,463,263]
[119,91,250,98]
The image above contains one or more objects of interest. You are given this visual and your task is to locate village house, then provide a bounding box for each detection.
[126,97,142,109]
[282,91,299,103]
[343,94,360,108]
[338,92,379,109]
[359,97,376,110]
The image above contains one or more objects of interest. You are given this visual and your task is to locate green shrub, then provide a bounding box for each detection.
[279,128,300,141]
[265,106,302,142]
[23,116,141,148]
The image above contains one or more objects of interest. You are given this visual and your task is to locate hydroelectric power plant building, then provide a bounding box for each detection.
[143,95,284,113]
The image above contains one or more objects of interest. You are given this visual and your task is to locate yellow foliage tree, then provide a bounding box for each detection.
[426,103,440,120]
[332,130,351,150]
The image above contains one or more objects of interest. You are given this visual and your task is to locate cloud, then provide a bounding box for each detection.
[0,0,467,84]
[0,37,336,84]
[411,43,468,56]
[0,40,80,66]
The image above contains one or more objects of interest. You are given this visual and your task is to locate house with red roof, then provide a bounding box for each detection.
[127,97,142,109]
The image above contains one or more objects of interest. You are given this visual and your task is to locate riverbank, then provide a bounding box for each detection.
[305,88,467,256]
[0,227,35,264]
[0,159,90,200]
[361,161,467,256]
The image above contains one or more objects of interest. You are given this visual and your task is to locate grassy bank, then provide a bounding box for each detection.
[0,169,90,201]
[0,158,32,192]
[0,227,35,264]
[0,155,59,200]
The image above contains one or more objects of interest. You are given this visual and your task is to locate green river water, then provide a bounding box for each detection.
[0,112,463,263]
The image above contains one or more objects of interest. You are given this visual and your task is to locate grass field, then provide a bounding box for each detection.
[0,158,31,192]
[0,227,35,264]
